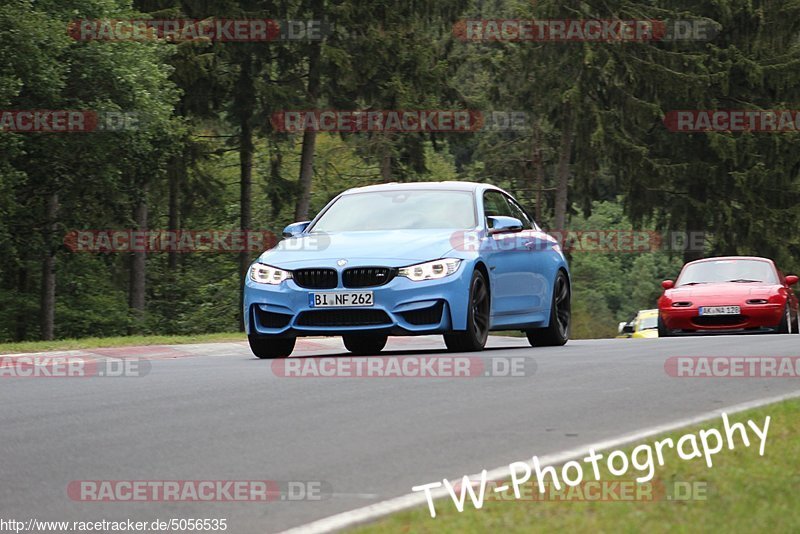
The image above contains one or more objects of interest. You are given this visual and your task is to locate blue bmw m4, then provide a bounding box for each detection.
[243,181,571,358]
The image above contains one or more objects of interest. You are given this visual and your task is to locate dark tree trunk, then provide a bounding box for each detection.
[553,106,574,232]
[40,192,59,340]
[129,183,148,333]
[294,1,323,221]
[683,180,707,263]
[531,122,545,222]
[167,153,182,271]
[380,149,392,182]
[239,121,253,284]
[15,266,29,341]
[237,58,255,331]
[270,144,283,219]
[294,129,317,221]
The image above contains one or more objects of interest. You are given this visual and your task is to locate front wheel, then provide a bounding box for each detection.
[657,314,671,338]
[343,334,388,355]
[248,335,296,359]
[777,304,791,334]
[526,271,570,347]
[444,269,490,352]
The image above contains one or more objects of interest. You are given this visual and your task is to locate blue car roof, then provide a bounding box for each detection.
[341,181,504,195]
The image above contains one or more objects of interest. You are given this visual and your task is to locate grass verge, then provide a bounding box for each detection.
[354,398,800,533]
[0,332,245,354]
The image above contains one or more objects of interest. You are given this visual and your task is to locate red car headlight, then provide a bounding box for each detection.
[768,293,785,304]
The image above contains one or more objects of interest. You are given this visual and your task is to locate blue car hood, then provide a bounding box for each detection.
[258,229,464,268]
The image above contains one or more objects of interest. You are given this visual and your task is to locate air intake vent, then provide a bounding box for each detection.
[343,267,396,288]
[254,308,292,329]
[692,315,746,326]
[296,309,391,327]
[400,302,444,325]
[292,268,338,289]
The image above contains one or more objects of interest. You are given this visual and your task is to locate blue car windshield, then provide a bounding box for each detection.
[310,190,477,232]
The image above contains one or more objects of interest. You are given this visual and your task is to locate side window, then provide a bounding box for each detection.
[505,196,535,230]
[483,191,514,228]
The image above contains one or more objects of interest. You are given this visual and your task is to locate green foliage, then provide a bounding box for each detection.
[568,200,683,335]
[571,288,620,339]
[2,0,799,342]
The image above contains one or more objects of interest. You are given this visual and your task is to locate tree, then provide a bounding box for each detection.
[0,0,180,339]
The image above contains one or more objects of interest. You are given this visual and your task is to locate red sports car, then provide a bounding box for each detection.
[658,256,799,336]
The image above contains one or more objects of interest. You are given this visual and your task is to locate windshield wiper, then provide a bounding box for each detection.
[726,279,762,283]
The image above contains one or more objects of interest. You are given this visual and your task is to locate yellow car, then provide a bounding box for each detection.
[617,309,659,338]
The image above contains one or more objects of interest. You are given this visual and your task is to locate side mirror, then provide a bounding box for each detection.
[618,321,628,334]
[787,275,799,286]
[488,216,523,235]
[282,221,310,238]
[661,280,675,290]
[622,323,635,335]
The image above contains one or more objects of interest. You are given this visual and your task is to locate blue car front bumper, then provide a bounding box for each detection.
[243,262,473,338]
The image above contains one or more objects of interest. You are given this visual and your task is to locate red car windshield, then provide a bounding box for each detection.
[676,259,779,286]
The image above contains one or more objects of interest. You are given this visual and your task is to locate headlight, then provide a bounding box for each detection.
[398,259,461,281]
[249,263,292,285]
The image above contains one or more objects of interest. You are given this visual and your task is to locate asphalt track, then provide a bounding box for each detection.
[2,334,800,533]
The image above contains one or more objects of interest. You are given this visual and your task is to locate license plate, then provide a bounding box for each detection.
[309,291,374,308]
[699,306,740,316]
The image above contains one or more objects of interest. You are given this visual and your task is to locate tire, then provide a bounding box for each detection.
[444,269,490,352]
[248,335,296,359]
[343,334,388,355]
[657,314,671,338]
[777,304,791,334]
[526,270,570,347]
[794,308,800,334]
